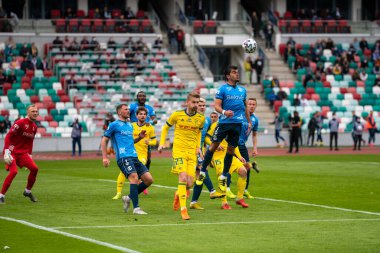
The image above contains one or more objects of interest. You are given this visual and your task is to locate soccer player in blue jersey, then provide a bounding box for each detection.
[196,65,252,194]
[129,91,157,172]
[236,98,260,199]
[190,100,224,210]
[101,104,154,215]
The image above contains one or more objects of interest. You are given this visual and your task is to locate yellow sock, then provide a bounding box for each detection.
[237,176,247,199]
[116,172,126,194]
[221,195,227,204]
[178,182,187,210]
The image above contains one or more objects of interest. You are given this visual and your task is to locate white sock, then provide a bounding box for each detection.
[219,174,227,180]
[210,190,216,194]
[190,201,197,205]
[199,171,206,176]
[24,189,31,194]
[227,187,231,191]
[0,193,5,198]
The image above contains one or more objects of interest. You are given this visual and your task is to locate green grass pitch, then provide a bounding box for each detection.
[0,154,379,253]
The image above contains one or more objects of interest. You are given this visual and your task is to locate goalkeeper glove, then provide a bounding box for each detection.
[4,149,13,165]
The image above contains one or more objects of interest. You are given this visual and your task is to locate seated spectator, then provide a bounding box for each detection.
[124,37,134,48]
[94,8,102,19]
[66,75,77,87]
[332,63,342,75]
[352,37,360,51]
[326,38,334,50]
[136,38,146,51]
[37,56,49,70]
[107,37,117,49]
[301,95,309,107]
[276,88,288,101]
[103,6,111,19]
[136,9,145,19]
[374,61,380,75]
[373,49,380,62]
[352,69,360,81]
[20,43,31,58]
[6,70,16,83]
[10,56,20,70]
[52,36,63,50]
[359,69,368,81]
[65,7,75,19]
[89,37,99,50]
[153,35,163,50]
[0,69,6,85]
[271,76,280,87]
[31,43,38,57]
[268,90,276,108]
[20,58,33,72]
[293,94,301,106]
[80,36,89,50]
[286,37,296,49]
[117,15,128,33]
[125,6,135,19]
[361,58,369,69]
[334,7,342,19]
[374,75,380,87]
[68,37,80,51]
[87,75,97,89]
[63,36,71,51]
[359,37,369,51]
[109,70,117,79]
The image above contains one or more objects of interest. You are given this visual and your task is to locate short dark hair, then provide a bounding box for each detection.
[116,104,128,114]
[187,91,200,101]
[136,91,146,98]
[136,106,148,115]
[224,65,238,80]
[210,112,218,116]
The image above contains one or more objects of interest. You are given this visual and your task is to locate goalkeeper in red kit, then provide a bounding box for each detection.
[0,105,40,204]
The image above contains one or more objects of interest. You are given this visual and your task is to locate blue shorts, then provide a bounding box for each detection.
[212,123,242,148]
[117,157,148,178]
[238,145,250,162]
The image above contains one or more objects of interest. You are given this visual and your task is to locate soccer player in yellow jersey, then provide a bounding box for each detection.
[112,107,157,199]
[158,92,205,220]
[205,121,250,209]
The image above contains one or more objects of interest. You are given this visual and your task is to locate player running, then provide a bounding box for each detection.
[0,104,40,204]
[112,107,157,199]
[101,104,154,215]
[158,92,205,220]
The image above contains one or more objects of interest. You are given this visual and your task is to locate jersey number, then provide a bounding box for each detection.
[173,158,184,166]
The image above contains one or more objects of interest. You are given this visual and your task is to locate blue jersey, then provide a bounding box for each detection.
[104,120,138,160]
[238,113,259,146]
[129,103,156,123]
[201,117,211,146]
[215,84,247,124]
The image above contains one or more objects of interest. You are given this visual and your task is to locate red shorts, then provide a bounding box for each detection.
[5,153,38,172]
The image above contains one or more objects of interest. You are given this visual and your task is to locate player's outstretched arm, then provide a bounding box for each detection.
[158,123,170,153]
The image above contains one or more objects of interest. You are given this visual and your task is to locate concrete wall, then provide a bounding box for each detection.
[0,132,374,152]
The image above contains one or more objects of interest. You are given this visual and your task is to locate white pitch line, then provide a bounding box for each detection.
[97,179,380,217]
[0,216,141,253]
[51,218,380,230]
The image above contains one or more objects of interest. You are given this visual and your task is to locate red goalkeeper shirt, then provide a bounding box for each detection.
[3,118,37,155]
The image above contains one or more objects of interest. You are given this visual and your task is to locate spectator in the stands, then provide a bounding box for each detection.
[252,54,264,84]
[359,38,369,51]
[352,69,360,81]
[103,6,111,19]
[30,43,38,57]
[124,37,134,48]
[10,56,20,70]
[63,36,71,51]
[271,75,280,87]
[6,70,16,84]
[359,69,368,81]
[117,14,128,32]
[153,35,163,50]
[89,37,99,51]
[136,38,146,51]
[69,37,80,51]
[52,36,63,50]
[125,6,135,19]
[0,69,6,85]
[65,7,75,19]
[372,49,380,62]
[20,58,33,72]
[107,37,117,49]
[167,24,177,54]
[244,56,252,85]
[110,71,117,79]
[87,75,97,90]
[293,94,301,106]
[374,75,380,87]
[325,38,334,50]
[352,38,360,51]
[300,95,309,107]
[176,25,185,54]
[334,7,342,19]
[263,21,274,51]
[297,9,308,20]
[332,63,342,75]
[80,36,89,50]
[251,11,260,38]
[286,37,296,49]
[94,8,102,19]
[284,44,295,63]
[66,75,77,88]
[276,87,288,101]
[20,43,31,58]
[37,56,49,71]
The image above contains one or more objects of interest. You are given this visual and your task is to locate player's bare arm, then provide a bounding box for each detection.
[215,98,234,118]
[252,131,258,156]
[101,136,110,167]
[134,130,147,143]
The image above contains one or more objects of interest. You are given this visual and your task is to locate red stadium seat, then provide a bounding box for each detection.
[313,20,324,33]
[326,20,337,33]
[51,9,61,19]
[193,20,203,34]
[76,9,86,18]
[141,19,153,33]
[204,20,217,34]
[55,19,66,32]
[279,43,286,56]
[104,19,116,32]
[301,20,312,33]
[128,19,140,33]
[68,19,79,33]
[338,20,350,33]
[289,20,300,33]
[80,19,91,33]
[93,19,104,33]
[279,20,288,33]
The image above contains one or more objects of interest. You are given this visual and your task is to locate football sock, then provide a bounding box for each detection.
[222,153,233,176]
[1,170,17,195]
[178,182,187,210]
[26,168,38,190]
[237,176,247,199]
[116,172,126,193]
[226,172,232,187]
[246,169,251,190]
[203,171,214,192]
[24,188,31,194]
[201,149,214,173]
[137,182,148,194]
[129,183,139,208]
[191,183,203,202]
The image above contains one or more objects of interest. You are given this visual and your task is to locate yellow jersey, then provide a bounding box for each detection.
[132,122,156,163]
[160,109,205,153]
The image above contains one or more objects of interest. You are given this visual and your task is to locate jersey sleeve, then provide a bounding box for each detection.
[3,121,23,151]
[149,106,156,117]
[215,86,224,100]
[253,117,259,132]
[148,125,157,146]
[103,122,115,138]
[166,111,178,127]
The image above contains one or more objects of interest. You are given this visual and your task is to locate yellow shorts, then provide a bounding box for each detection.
[211,154,244,176]
[137,154,147,166]
[171,150,197,178]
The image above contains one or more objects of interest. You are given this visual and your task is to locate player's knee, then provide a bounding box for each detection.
[29,165,39,173]
[226,146,235,154]
[187,181,194,188]
[144,175,154,186]
[238,167,247,178]
[209,143,220,152]
[128,173,139,184]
